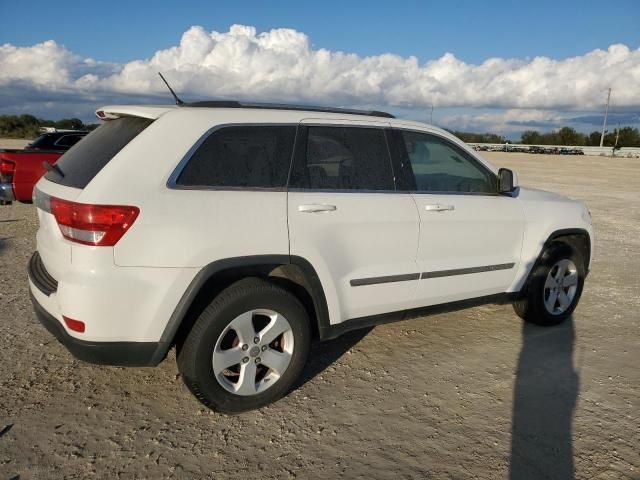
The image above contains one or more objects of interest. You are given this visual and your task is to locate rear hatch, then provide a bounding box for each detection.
[34,114,155,281]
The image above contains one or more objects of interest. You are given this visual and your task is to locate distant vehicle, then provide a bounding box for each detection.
[26,130,88,151]
[0,130,88,203]
[28,101,593,413]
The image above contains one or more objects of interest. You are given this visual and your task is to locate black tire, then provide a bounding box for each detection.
[513,243,585,326]
[177,277,311,413]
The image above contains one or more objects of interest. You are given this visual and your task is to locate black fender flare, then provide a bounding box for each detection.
[518,228,591,296]
[148,254,331,364]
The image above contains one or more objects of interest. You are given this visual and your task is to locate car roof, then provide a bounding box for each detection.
[96,103,458,142]
[97,102,394,120]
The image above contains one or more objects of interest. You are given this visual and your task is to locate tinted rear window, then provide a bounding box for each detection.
[175,126,296,188]
[289,126,395,191]
[54,134,85,148]
[45,117,153,188]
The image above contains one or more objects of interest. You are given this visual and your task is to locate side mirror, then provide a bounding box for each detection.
[498,168,518,193]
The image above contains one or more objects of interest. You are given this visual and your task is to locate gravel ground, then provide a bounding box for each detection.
[0,152,638,479]
[0,139,30,149]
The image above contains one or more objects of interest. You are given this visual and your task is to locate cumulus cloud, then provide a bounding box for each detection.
[1,24,639,122]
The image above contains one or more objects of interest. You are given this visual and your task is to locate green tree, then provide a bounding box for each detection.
[0,115,95,138]
[521,130,543,144]
[614,126,640,147]
[556,127,586,146]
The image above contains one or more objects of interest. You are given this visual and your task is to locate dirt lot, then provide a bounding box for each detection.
[1,152,638,479]
[0,139,30,149]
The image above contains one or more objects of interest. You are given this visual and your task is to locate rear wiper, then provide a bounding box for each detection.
[43,161,65,178]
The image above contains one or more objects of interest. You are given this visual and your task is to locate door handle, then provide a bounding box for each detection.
[424,204,455,212]
[298,204,337,213]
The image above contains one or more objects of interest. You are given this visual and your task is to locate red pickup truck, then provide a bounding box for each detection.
[0,131,88,203]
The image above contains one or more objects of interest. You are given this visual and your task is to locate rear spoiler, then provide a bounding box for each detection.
[95,105,176,121]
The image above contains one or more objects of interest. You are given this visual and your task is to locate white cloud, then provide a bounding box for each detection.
[1,24,639,120]
[438,109,567,134]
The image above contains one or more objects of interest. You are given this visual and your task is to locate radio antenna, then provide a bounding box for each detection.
[158,72,184,106]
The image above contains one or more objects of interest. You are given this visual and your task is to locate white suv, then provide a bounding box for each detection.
[28,102,593,412]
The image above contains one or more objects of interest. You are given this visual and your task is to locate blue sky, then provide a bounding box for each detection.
[1,0,639,136]
[2,0,639,64]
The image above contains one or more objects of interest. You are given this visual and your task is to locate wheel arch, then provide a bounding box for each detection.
[545,228,591,271]
[150,255,331,364]
[519,228,591,296]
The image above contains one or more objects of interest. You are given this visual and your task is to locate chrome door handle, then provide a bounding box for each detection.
[424,204,455,212]
[298,204,337,213]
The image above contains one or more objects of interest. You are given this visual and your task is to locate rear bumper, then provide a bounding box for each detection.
[28,250,168,367]
[0,183,15,201]
[29,290,167,367]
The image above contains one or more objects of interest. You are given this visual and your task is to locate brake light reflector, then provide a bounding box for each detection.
[49,197,139,246]
[63,316,85,333]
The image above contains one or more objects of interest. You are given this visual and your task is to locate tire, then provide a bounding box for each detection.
[177,277,311,413]
[513,243,585,326]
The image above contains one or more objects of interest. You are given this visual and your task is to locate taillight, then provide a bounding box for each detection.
[49,197,139,246]
[0,159,15,182]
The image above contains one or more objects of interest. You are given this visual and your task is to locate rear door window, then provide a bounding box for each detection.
[45,117,153,188]
[175,126,296,188]
[289,126,395,191]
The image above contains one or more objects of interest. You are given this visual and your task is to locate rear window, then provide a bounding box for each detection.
[27,134,57,150]
[54,134,85,148]
[175,126,296,188]
[45,117,153,188]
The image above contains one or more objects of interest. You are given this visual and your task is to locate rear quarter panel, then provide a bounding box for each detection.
[77,109,293,267]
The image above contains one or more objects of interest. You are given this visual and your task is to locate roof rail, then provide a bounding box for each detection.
[184,100,395,119]
[38,127,88,133]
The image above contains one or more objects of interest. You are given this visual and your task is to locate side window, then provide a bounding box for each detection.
[397,130,496,193]
[55,135,84,148]
[290,126,394,191]
[176,126,296,188]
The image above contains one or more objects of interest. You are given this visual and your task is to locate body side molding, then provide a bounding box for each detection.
[348,263,515,287]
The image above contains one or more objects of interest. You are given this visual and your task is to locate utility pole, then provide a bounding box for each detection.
[612,124,620,157]
[430,104,434,124]
[600,88,611,148]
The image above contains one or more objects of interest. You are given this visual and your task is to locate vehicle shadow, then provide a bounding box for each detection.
[510,318,579,479]
[293,327,373,391]
[0,236,13,257]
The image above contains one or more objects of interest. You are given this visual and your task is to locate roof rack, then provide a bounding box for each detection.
[184,100,395,119]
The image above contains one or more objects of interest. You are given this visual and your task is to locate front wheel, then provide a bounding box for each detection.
[513,243,585,326]
[177,277,311,413]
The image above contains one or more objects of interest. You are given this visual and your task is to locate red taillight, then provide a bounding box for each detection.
[63,316,85,333]
[49,197,139,246]
[0,159,15,182]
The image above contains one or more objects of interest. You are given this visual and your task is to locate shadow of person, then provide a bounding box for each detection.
[293,327,373,391]
[510,318,580,479]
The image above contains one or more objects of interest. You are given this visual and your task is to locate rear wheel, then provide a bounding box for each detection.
[177,277,311,413]
[513,243,585,326]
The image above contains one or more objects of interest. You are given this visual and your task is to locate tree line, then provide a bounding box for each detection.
[520,126,640,147]
[2,114,639,147]
[450,126,640,147]
[0,114,99,139]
